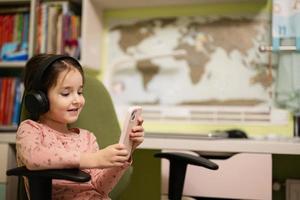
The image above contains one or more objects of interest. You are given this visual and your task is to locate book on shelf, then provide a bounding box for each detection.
[0,77,24,127]
[47,5,60,54]
[12,78,23,125]
[0,78,8,124]
[0,8,30,62]
[3,78,13,125]
[36,1,81,59]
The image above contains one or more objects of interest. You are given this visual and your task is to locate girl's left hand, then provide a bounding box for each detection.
[130,117,144,152]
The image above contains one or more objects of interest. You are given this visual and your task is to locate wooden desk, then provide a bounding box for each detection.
[3,132,300,154]
[141,132,300,155]
[140,133,300,200]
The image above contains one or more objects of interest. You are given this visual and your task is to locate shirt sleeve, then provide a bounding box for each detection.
[90,164,130,197]
[87,133,132,197]
[16,120,80,170]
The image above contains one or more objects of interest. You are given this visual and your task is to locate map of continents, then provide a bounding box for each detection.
[107,16,271,106]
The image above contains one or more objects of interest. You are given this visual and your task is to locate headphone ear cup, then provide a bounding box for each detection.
[25,90,49,115]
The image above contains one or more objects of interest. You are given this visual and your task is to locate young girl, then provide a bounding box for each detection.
[16,54,144,200]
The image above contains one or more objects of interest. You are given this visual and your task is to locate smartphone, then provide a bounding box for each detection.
[119,106,142,155]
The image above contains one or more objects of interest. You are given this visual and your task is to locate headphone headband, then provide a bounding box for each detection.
[31,55,81,90]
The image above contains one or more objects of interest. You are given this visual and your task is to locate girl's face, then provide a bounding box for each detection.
[41,68,85,128]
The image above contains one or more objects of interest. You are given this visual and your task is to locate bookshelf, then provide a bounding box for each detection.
[0,0,31,132]
[0,0,32,66]
[0,0,83,68]
[0,0,83,132]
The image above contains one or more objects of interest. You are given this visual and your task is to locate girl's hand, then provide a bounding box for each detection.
[130,117,144,152]
[80,144,129,169]
[96,144,129,168]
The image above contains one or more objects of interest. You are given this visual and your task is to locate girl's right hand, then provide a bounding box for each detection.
[96,144,129,168]
[79,144,129,169]
[80,144,129,169]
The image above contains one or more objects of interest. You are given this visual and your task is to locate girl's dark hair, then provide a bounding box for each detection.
[24,54,84,93]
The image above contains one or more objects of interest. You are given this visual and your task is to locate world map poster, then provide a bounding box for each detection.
[105,14,272,110]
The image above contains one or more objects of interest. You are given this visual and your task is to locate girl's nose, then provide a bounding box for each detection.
[72,94,81,104]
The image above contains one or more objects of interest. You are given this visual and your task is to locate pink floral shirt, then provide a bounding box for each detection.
[16,120,130,200]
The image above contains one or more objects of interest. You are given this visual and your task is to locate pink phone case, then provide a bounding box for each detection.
[119,106,142,154]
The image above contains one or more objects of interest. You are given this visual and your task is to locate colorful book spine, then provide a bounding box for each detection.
[0,78,8,125]
[12,79,23,125]
[0,9,30,58]
[0,78,24,126]
[3,78,13,125]
[34,1,80,58]
[7,78,16,125]
[0,79,2,122]
[22,13,30,43]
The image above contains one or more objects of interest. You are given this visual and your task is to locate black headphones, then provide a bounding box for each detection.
[24,55,81,117]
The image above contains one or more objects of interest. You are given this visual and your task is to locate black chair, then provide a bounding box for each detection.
[6,166,91,200]
[155,152,219,200]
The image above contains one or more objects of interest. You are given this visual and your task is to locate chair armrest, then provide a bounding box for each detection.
[154,152,218,170]
[155,152,218,200]
[6,166,91,182]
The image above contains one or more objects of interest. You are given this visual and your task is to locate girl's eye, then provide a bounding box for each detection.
[61,93,69,97]
[78,89,83,95]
